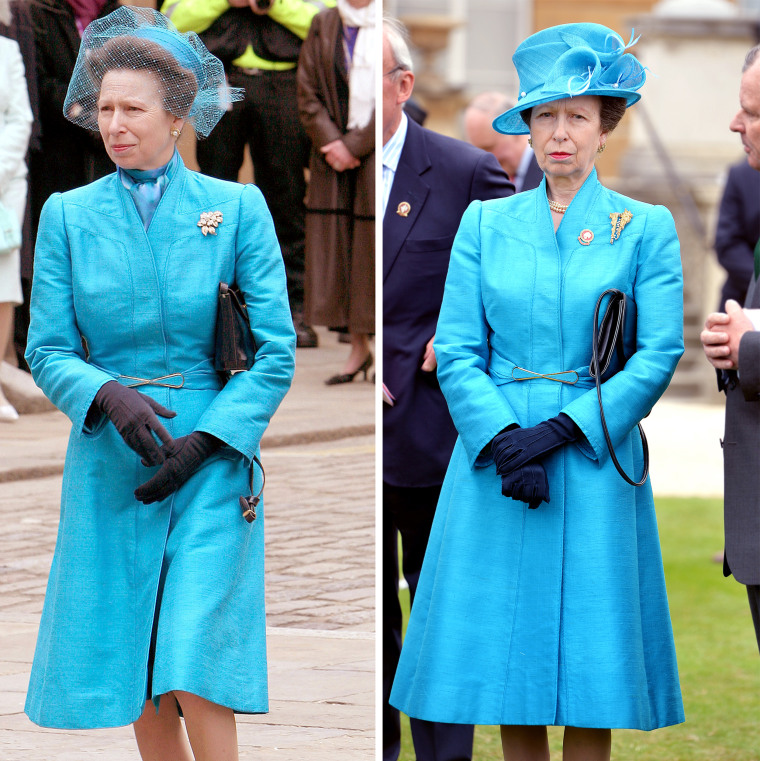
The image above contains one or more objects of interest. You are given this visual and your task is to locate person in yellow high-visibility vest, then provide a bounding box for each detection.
[162,0,336,348]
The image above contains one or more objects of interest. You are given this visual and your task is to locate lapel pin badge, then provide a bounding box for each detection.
[609,209,632,244]
[198,210,223,236]
[396,201,411,218]
[578,229,594,246]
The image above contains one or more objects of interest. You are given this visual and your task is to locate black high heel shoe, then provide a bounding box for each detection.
[325,353,374,385]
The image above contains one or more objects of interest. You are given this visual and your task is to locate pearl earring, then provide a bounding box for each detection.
[171,128,181,138]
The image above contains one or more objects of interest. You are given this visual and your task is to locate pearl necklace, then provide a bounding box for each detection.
[548,199,569,214]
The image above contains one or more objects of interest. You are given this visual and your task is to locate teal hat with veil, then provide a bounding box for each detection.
[493,23,647,135]
[63,6,242,138]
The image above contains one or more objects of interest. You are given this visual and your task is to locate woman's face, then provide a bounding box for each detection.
[529,95,606,187]
[97,69,182,171]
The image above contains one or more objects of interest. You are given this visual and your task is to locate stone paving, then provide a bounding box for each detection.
[645,396,724,499]
[0,328,376,759]
[264,438,375,632]
[0,436,375,759]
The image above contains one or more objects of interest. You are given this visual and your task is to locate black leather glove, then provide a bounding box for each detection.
[94,381,176,466]
[500,461,550,509]
[134,432,222,504]
[492,413,578,476]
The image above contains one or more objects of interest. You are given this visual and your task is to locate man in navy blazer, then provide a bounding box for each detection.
[382,18,514,761]
[714,158,760,309]
[464,91,543,192]
[701,45,760,652]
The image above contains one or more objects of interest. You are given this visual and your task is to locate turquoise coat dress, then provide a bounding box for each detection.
[391,170,685,730]
[24,155,296,729]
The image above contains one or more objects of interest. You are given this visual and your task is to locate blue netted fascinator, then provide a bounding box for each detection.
[63,6,242,138]
[493,23,646,135]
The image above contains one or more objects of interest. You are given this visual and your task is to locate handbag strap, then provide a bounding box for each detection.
[240,454,266,523]
[592,290,649,487]
[227,285,250,326]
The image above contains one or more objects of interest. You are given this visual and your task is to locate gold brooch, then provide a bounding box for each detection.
[609,209,632,244]
[397,201,411,217]
[198,211,223,236]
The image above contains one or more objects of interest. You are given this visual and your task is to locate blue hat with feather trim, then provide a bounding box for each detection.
[493,23,646,135]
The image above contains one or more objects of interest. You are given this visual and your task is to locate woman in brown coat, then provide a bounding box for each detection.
[297,0,375,384]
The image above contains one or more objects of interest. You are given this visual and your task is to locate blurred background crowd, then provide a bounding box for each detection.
[0,0,376,423]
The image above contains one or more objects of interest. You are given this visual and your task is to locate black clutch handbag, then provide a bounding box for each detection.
[215,282,256,375]
[590,288,649,486]
[214,282,264,521]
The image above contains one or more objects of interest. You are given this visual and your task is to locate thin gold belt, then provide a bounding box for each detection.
[118,373,185,389]
[511,366,578,385]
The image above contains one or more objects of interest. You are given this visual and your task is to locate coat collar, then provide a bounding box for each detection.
[113,150,186,234]
[383,118,432,281]
[551,167,603,240]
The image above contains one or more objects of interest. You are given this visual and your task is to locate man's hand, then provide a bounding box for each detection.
[421,335,436,372]
[701,299,754,370]
[320,139,360,172]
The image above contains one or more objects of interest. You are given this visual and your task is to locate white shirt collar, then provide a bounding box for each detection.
[383,111,408,174]
[382,112,409,217]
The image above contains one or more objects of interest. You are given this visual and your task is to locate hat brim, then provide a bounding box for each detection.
[492,88,642,135]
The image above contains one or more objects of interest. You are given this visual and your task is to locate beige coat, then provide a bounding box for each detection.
[297,7,374,333]
[0,36,32,304]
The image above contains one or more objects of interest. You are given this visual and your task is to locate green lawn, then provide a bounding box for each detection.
[397,497,760,760]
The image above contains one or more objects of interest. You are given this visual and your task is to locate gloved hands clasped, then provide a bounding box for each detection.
[135,432,222,504]
[500,461,550,509]
[94,381,222,504]
[94,381,176,466]
[491,413,578,508]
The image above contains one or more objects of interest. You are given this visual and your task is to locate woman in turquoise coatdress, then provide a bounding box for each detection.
[391,24,685,761]
[23,9,295,760]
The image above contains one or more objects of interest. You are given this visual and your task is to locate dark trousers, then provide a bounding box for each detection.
[383,482,474,761]
[747,584,760,653]
[13,276,32,370]
[195,67,309,311]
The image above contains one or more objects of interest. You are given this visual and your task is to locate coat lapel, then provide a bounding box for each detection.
[523,153,544,192]
[383,118,432,281]
[746,275,760,308]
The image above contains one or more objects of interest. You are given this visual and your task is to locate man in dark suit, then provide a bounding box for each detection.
[701,44,760,652]
[463,91,542,192]
[714,158,760,310]
[382,18,514,761]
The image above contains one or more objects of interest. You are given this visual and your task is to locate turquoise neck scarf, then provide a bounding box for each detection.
[118,151,178,230]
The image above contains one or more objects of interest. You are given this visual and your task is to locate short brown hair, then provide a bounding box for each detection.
[87,36,198,118]
[520,95,627,133]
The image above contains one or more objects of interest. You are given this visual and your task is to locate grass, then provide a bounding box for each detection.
[397,497,760,760]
